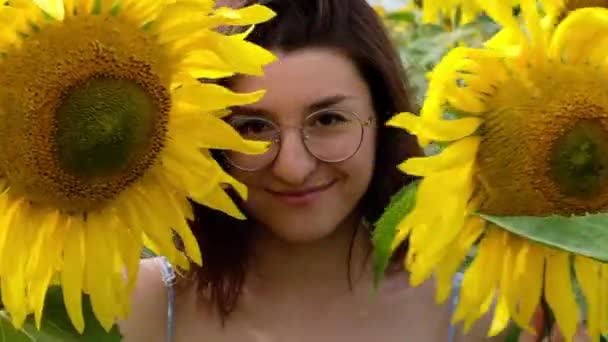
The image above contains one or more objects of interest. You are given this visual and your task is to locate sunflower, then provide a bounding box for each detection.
[544,0,608,19]
[0,0,275,333]
[388,1,608,341]
[420,0,483,28]
[485,0,608,51]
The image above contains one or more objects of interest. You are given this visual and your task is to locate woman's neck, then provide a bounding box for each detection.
[245,214,373,302]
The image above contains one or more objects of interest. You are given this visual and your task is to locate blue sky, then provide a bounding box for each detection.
[368,0,403,10]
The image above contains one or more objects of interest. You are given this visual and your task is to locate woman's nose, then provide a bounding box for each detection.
[270,130,317,185]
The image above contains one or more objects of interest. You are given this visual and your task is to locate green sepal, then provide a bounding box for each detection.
[372,181,418,290]
[479,212,608,262]
[0,286,122,341]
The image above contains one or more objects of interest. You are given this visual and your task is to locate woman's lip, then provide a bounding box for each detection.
[267,181,336,196]
[266,181,336,205]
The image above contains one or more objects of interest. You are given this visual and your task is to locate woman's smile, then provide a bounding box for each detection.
[266,180,338,206]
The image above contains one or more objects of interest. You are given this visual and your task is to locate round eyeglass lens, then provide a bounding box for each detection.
[223,116,280,171]
[302,110,365,162]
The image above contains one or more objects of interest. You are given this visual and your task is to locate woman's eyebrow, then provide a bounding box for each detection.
[229,106,274,118]
[230,94,352,117]
[305,94,351,113]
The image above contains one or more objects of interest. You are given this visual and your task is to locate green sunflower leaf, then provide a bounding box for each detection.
[479,212,608,262]
[0,286,122,342]
[385,11,416,22]
[372,180,418,289]
[503,325,522,342]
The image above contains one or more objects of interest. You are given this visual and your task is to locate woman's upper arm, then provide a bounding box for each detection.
[118,257,168,342]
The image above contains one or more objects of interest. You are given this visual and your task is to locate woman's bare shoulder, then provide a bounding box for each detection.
[118,257,168,342]
[377,271,508,341]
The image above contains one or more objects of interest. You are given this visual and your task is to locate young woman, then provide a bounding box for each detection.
[119,0,541,340]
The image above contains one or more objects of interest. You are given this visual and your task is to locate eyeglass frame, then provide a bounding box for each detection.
[221,109,376,171]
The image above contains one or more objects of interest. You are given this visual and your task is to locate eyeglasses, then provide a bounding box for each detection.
[222,109,374,171]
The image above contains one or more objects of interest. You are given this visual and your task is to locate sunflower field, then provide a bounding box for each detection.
[2,0,608,341]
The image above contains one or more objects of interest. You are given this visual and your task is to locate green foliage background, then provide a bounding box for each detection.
[379,5,499,107]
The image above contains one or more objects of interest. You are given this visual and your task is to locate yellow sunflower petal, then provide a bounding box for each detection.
[124,186,185,266]
[510,243,544,332]
[218,164,248,199]
[190,181,245,219]
[0,7,28,48]
[454,228,504,324]
[61,217,85,333]
[173,83,266,113]
[435,216,485,303]
[489,294,510,337]
[140,172,202,265]
[84,212,116,331]
[1,199,35,327]
[387,112,482,143]
[463,291,496,332]
[545,251,579,341]
[550,7,608,64]
[520,0,547,55]
[161,141,222,199]
[74,0,94,14]
[445,88,487,114]
[542,0,566,18]
[108,202,142,294]
[479,1,521,32]
[455,74,497,96]
[62,0,75,16]
[408,167,474,285]
[484,27,522,56]
[190,30,277,76]
[210,4,276,27]
[119,0,163,24]
[171,109,268,154]
[574,255,601,340]
[398,136,480,176]
[32,0,64,20]
[488,234,522,337]
[600,265,608,333]
[28,210,60,328]
[175,50,237,79]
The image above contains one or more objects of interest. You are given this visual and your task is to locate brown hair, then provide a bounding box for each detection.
[184,0,420,320]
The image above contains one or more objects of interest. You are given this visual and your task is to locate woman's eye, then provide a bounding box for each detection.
[231,118,276,140]
[240,121,268,134]
[311,112,349,127]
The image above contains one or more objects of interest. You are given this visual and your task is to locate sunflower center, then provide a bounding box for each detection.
[549,119,608,198]
[55,78,157,178]
[476,62,608,216]
[0,14,172,212]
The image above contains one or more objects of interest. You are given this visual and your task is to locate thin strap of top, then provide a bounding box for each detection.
[158,257,176,342]
[448,272,464,342]
[158,257,464,342]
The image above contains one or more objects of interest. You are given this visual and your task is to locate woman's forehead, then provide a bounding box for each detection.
[229,48,373,120]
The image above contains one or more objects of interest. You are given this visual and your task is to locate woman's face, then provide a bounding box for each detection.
[227,48,377,242]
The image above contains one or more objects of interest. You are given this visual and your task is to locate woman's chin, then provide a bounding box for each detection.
[263,221,342,243]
